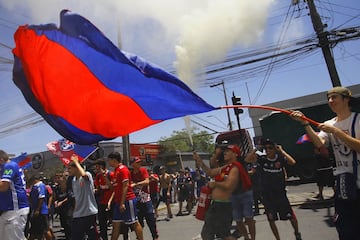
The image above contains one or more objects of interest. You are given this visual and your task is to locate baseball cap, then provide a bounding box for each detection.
[130,157,142,165]
[327,86,353,99]
[261,138,276,146]
[226,145,241,156]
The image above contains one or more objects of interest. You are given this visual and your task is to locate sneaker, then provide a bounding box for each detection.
[231,229,242,238]
[295,232,302,240]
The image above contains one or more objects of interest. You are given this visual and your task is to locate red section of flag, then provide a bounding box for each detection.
[18,156,31,167]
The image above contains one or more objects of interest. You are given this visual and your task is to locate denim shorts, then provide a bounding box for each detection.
[231,190,254,221]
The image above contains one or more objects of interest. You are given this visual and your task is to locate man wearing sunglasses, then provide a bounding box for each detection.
[245,139,302,240]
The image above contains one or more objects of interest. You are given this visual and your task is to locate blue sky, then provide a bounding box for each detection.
[0,0,359,155]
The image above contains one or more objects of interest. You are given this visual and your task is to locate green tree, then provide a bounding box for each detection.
[159,127,215,153]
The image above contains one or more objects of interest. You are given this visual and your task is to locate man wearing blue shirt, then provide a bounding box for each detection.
[0,150,30,240]
[28,175,50,240]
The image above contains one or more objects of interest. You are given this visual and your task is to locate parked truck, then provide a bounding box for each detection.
[215,129,254,160]
[258,100,360,181]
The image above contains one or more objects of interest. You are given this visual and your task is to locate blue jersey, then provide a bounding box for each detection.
[30,181,49,214]
[0,161,29,211]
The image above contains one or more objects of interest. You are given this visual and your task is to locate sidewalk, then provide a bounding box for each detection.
[157,188,335,212]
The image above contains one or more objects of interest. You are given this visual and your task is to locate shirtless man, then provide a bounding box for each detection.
[158,166,173,220]
[193,145,242,240]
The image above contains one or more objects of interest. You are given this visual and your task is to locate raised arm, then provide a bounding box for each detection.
[244,149,258,163]
[193,152,221,178]
[291,111,325,148]
[276,145,296,166]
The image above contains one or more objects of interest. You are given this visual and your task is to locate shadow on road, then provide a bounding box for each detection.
[299,198,336,227]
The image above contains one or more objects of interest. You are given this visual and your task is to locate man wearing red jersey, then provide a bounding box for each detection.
[107,152,143,240]
[130,157,159,240]
[94,159,113,240]
[148,168,160,218]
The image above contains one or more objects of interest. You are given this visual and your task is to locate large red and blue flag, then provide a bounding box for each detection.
[47,139,98,166]
[11,152,32,170]
[12,9,215,145]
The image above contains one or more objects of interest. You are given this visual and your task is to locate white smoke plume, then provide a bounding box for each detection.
[174,0,274,88]
[4,0,274,87]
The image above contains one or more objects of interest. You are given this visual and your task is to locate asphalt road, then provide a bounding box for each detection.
[53,182,339,239]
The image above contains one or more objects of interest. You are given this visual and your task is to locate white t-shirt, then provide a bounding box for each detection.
[318,112,360,188]
[72,171,98,218]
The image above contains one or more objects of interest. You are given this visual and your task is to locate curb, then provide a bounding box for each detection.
[157,190,335,213]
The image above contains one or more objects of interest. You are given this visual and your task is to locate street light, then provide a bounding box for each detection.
[210,80,233,130]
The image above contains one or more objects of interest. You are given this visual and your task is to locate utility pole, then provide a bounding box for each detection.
[306,0,342,87]
[210,80,233,130]
[118,26,131,166]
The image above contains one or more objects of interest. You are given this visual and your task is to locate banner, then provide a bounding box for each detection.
[47,139,98,166]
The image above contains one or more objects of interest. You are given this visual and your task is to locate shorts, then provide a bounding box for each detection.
[231,190,254,221]
[160,188,171,204]
[262,189,293,221]
[150,192,159,206]
[30,214,49,236]
[0,207,29,240]
[178,187,190,202]
[201,201,233,239]
[113,199,138,224]
[334,192,360,239]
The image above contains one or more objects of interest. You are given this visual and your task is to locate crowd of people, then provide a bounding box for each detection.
[0,149,209,240]
[0,86,359,240]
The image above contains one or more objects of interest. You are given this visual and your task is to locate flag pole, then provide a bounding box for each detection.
[218,105,320,127]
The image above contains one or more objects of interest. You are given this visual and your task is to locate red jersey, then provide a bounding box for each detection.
[131,167,151,203]
[214,162,252,193]
[131,167,150,193]
[112,164,136,203]
[94,170,114,205]
[45,184,53,196]
[149,173,159,194]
